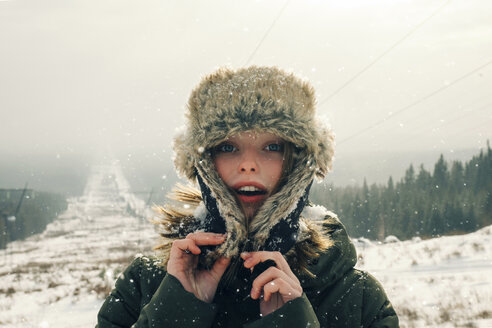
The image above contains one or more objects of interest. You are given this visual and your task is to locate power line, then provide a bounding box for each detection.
[447,116,492,139]
[325,67,491,144]
[335,111,492,185]
[343,97,492,166]
[368,94,492,141]
[397,84,492,129]
[339,59,492,145]
[318,0,452,107]
[433,101,492,129]
[403,105,492,148]
[243,0,291,66]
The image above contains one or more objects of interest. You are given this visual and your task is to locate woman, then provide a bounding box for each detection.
[97,66,399,327]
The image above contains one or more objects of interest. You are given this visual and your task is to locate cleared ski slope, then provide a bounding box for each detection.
[0,162,156,327]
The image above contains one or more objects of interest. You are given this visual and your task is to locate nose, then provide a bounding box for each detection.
[238,153,258,173]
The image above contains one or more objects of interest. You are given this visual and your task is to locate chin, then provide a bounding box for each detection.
[242,204,261,222]
[234,195,267,223]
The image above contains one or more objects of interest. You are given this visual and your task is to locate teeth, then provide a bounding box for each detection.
[238,186,262,192]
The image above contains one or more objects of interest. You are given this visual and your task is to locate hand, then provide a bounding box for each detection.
[241,251,303,316]
[167,232,230,303]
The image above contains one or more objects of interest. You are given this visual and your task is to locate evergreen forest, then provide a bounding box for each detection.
[0,189,67,249]
[1,144,491,248]
[311,142,492,241]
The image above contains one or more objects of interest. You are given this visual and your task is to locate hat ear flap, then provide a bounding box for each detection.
[315,125,335,179]
[173,130,196,181]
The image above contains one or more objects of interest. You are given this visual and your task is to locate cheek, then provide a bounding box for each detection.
[214,157,233,183]
[266,158,284,185]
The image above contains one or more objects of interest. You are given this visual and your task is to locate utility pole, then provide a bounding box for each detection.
[3,183,28,266]
[13,183,29,219]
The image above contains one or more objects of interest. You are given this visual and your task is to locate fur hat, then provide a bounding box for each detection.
[168,66,335,262]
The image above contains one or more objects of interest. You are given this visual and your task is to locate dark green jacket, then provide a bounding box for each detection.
[97,220,398,327]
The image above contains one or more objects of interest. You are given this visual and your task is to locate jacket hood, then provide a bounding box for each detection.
[171,66,335,262]
[301,212,358,292]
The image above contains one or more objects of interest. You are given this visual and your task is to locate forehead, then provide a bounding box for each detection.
[226,131,283,142]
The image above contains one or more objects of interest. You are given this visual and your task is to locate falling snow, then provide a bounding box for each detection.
[0,162,490,327]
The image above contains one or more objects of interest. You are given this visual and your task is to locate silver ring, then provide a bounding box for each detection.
[183,249,191,254]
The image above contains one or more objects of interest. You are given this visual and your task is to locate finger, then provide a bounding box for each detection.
[186,232,226,246]
[171,239,201,257]
[209,257,231,281]
[242,251,295,280]
[241,251,283,270]
[251,267,298,299]
[263,278,299,302]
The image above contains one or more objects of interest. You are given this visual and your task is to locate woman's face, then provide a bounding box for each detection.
[213,131,284,219]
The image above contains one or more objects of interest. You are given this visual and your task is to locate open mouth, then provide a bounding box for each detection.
[235,186,267,197]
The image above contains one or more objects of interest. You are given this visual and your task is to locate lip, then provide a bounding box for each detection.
[232,182,268,204]
[232,181,267,191]
[237,193,267,203]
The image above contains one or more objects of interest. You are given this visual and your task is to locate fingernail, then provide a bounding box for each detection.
[240,252,250,259]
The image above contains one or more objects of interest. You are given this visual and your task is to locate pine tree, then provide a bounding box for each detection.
[416,164,431,191]
[404,164,415,188]
[433,154,449,191]
[311,144,490,240]
[450,161,464,191]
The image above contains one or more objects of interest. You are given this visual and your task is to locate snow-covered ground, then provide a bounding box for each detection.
[0,162,156,327]
[355,229,492,327]
[1,163,491,327]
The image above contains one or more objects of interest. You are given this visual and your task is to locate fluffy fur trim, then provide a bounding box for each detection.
[172,66,335,257]
[153,185,335,277]
[174,66,335,181]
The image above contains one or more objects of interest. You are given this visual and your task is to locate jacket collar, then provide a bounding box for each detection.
[154,186,357,279]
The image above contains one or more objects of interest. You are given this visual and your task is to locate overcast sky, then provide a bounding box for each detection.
[1,0,491,164]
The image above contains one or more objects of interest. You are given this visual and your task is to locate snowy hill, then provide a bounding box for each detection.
[0,162,157,327]
[355,229,492,327]
[1,163,491,327]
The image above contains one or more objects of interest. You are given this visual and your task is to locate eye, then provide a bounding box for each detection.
[265,143,283,152]
[216,143,237,153]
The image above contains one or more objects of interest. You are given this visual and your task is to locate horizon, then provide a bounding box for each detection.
[0,144,487,197]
